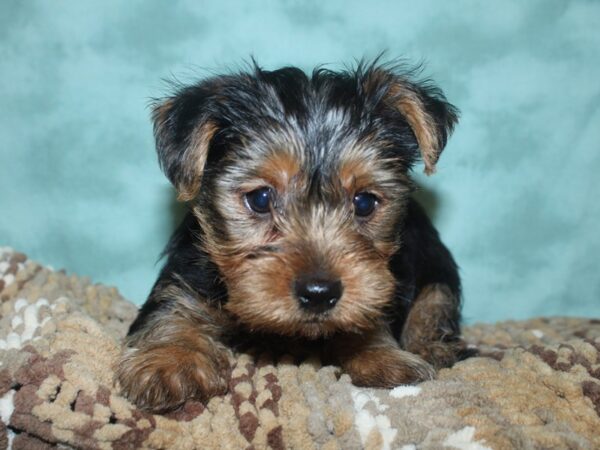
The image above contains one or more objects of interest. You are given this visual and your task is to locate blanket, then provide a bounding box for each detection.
[1,247,599,449]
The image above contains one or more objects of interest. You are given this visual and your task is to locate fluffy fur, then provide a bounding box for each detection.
[117,60,473,413]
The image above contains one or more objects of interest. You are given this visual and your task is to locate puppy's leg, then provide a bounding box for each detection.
[331,327,435,388]
[116,284,232,412]
[400,283,472,369]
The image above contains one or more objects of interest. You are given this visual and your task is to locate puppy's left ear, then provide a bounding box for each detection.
[388,77,459,175]
[364,67,459,175]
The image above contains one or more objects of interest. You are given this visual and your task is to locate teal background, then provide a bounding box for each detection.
[1,1,599,323]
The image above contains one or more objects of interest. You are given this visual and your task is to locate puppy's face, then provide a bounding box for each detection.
[153,63,457,338]
[198,127,408,339]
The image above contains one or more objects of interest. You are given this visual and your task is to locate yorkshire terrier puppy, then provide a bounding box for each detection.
[117,61,472,412]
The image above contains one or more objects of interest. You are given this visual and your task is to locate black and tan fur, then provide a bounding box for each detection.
[117,61,473,413]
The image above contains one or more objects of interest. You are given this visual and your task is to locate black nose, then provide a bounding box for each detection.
[294,276,343,313]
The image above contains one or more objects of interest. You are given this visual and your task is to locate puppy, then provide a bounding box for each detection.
[117,61,471,412]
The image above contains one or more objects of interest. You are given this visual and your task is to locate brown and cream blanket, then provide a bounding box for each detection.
[0,247,599,449]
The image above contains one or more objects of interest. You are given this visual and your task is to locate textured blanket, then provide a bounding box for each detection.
[0,248,599,450]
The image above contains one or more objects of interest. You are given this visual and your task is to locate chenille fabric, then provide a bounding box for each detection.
[1,248,599,449]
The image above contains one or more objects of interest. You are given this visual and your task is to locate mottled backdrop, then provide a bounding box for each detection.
[1,0,599,322]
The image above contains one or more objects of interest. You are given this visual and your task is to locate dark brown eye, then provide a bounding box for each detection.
[353,192,378,217]
[245,187,272,214]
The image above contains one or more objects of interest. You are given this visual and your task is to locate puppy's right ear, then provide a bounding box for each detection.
[152,87,219,201]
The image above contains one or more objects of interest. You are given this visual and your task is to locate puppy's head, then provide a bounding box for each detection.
[153,61,458,338]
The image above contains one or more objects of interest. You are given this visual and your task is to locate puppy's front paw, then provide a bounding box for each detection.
[116,344,231,413]
[343,346,435,388]
[404,338,477,370]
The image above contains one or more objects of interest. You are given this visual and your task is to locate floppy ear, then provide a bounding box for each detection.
[363,67,459,175]
[387,77,459,175]
[152,87,219,201]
